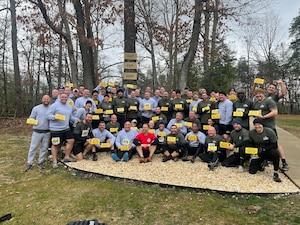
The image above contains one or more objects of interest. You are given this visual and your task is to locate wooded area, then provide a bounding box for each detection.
[0,0,300,116]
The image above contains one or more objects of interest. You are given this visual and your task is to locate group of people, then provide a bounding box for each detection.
[24,79,289,183]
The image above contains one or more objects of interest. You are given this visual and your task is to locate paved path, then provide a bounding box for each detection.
[277,126,300,188]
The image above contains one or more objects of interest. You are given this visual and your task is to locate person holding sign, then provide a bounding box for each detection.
[221,119,250,172]
[112,89,127,128]
[24,95,51,172]
[152,107,168,129]
[232,88,253,130]
[105,114,120,137]
[139,91,156,124]
[98,95,113,123]
[90,121,116,160]
[171,90,187,118]
[126,90,140,123]
[162,125,186,162]
[155,122,170,154]
[74,89,97,113]
[112,121,138,162]
[158,91,173,121]
[167,112,187,135]
[217,91,233,142]
[184,111,201,133]
[199,126,225,171]
[133,123,158,163]
[183,123,206,163]
[72,113,94,161]
[197,92,215,126]
[248,118,281,182]
[252,88,289,171]
[46,93,78,168]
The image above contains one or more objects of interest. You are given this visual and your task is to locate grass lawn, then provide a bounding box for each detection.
[0,118,299,225]
[276,114,300,138]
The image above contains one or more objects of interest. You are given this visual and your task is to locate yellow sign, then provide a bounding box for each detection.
[233,111,243,117]
[95,108,103,114]
[131,127,138,130]
[105,110,114,115]
[100,143,110,148]
[211,109,218,114]
[123,72,138,80]
[248,110,261,117]
[184,121,192,127]
[93,100,99,105]
[187,135,198,141]
[149,129,155,134]
[207,145,217,152]
[65,82,74,88]
[152,116,159,121]
[174,123,182,128]
[125,84,137,89]
[219,141,230,148]
[124,52,137,60]
[203,125,210,130]
[55,114,66,121]
[92,115,100,120]
[192,106,197,112]
[158,132,166,137]
[120,145,131,151]
[90,138,100,145]
[124,62,137,70]
[202,106,210,112]
[210,97,216,102]
[245,147,258,155]
[108,97,113,102]
[99,82,107,87]
[161,106,168,112]
[254,78,264,85]
[211,114,221,120]
[110,128,118,133]
[68,100,74,106]
[186,99,192,103]
[144,104,151,111]
[129,105,137,111]
[228,95,237,101]
[174,104,183,109]
[117,107,125,113]
[167,136,176,142]
[26,118,38,125]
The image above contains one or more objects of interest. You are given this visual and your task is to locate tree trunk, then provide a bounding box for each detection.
[57,0,79,87]
[73,0,95,90]
[10,0,22,115]
[210,0,219,65]
[203,0,210,72]
[179,0,203,90]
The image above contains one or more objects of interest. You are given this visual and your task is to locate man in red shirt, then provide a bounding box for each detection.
[134,123,158,163]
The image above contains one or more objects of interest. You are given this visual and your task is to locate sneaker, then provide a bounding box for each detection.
[173,157,178,162]
[52,162,58,169]
[92,153,98,161]
[190,157,195,163]
[83,155,90,160]
[24,164,33,172]
[38,162,45,170]
[63,158,76,163]
[273,173,282,182]
[181,156,189,161]
[238,165,243,173]
[282,162,289,171]
[162,155,172,162]
[139,157,146,163]
[146,157,152,162]
[208,162,215,171]
[122,152,129,162]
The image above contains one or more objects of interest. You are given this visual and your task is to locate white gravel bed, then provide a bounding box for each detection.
[65,152,300,194]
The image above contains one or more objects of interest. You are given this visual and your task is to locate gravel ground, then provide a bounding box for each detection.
[65,152,300,194]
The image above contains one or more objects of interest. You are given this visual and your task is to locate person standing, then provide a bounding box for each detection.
[46,93,77,168]
[24,95,51,171]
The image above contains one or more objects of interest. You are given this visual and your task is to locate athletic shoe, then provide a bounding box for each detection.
[190,157,195,163]
[181,156,189,161]
[139,157,145,163]
[24,164,33,172]
[38,162,45,170]
[238,165,243,173]
[122,152,129,162]
[92,153,98,161]
[273,173,282,182]
[52,162,58,169]
[146,157,152,162]
[63,158,76,163]
[282,162,289,171]
[173,157,178,162]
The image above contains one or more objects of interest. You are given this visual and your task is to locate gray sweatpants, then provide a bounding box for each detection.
[27,131,50,164]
